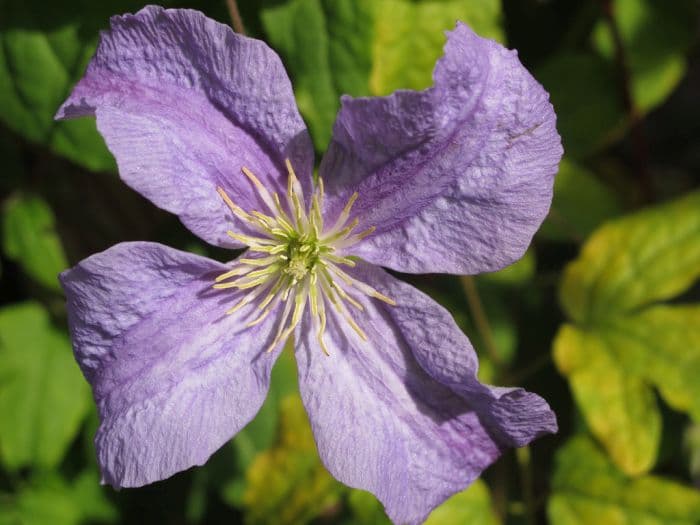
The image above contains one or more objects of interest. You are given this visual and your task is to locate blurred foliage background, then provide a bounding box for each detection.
[0,0,699,523]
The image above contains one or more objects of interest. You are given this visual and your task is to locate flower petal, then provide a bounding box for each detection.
[56,6,314,247]
[294,262,556,524]
[60,242,283,487]
[320,22,562,274]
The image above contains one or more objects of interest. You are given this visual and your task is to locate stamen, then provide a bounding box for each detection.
[329,192,358,233]
[215,264,253,282]
[242,167,278,215]
[226,231,276,246]
[215,160,395,356]
[323,218,359,244]
[326,263,396,306]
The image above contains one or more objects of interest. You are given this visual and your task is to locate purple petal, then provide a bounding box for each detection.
[56,6,314,248]
[320,22,562,274]
[295,262,555,524]
[60,242,282,487]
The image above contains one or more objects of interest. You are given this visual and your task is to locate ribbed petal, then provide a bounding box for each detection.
[320,22,562,274]
[294,262,556,524]
[56,6,314,248]
[60,242,282,487]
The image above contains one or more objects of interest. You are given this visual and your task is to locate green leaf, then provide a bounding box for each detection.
[555,191,700,474]
[0,302,90,470]
[535,53,625,159]
[346,479,500,525]
[370,0,503,95]
[261,0,375,151]
[548,436,700,525]
[0,2,117,172]
[242,394,344,525]
[560,191,700,324]
[424,479,500,525]
[539,158,623,242]
[592,0,697,112]
[0,471,116,525]
[3,193,68,291]
[347,490,391,525]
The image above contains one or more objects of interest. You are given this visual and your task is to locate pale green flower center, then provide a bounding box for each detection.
[213,160,395,355]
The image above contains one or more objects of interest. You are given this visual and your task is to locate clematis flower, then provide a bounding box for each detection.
[57,6,562,525]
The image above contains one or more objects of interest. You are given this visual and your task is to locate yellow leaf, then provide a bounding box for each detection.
[555,191,700,474]
[553,325,660,475]
[548,436,700,525]
[242,395,344,525]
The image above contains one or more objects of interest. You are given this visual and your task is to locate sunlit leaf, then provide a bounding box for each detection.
[425,479,500,525]
[592,0,697,112]
[548,436,700,525]
[261,0,374,150]
[242,395,344,525]
[3,193,68,291]
[554,325,660,474]
[555,191,700,474]
[560,190,700,324]
[370,0,503,95]
[0,302,90,470]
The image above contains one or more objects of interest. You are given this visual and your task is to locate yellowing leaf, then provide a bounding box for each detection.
[370,0,503,95]
[608,306,700,421]
[242,395,344,525]
[548,436,700,525]
[554,325,660,475]
[560,191,700,324]
[555,191,700,474]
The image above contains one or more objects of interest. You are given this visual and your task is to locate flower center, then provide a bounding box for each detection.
[283,237,320,281]
[213,160,395,355]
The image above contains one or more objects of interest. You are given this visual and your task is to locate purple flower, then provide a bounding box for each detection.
[57,6,561,524]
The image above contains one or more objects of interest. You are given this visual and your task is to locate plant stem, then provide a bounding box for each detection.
[226,0,246,35]
[517,446,536,525]
[460,276,503,370]
[600,0,654,202]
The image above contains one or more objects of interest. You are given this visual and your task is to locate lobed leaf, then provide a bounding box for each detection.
[548,436,700,525]
[560,190,700,324]
[555,191,700,474]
